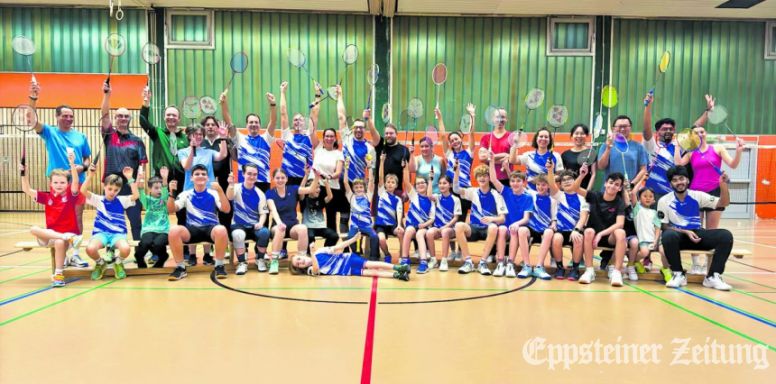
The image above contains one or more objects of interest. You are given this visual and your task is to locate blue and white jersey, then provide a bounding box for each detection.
[552,191,589,232]
[446,149,473,188]
[643,137,676,195]
[657,190,719,230]
[348,193,373,229]
[500,188,534,226]
[458,187,508,228]
[342,127,376,183]
[376,187,402,227]
[405,189,435,228]
[234,132,273,183]
[433,193,462,228]
[314,250,364,276]
[528,190,557,232]
[174,188,222,226]
[281,130,313,178]
[516,150,564,187]
[231,183,267,226]
[87,194,134,235]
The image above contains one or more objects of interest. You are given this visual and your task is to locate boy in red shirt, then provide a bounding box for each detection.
[20,151,86,287]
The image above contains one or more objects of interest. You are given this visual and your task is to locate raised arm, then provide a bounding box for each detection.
[226,172,236,200]
[298,168,321,196]
[332,234,361,253]
[211,182,230,213]
[160,166,169,187]
[571,163,590,197]
[322,177,333,203]
[336,84,348,131]
[452,159,462,194]
[100,82,113,133]
[597,133,613,170]
[122,166,140,202]
[642,92,654,141]
[674,143,691,166]
[67,151,80,195]
[365,108,380,147]
[436,107,449,154]
[402,159,412,194]
[717,172,730,209]
[139,87,157,138]
[719,139,744,169]
[166,180,178,214]
[220,91,234,134]
[343,160,353,198]
[692,94,714,128]
[29,82,43,134]
[20,162,35,199]
[309,97,320,149]
[266,92,277,138]
[489,152,504,193]
[378,153,386,188]
[465,103,476,149]
[80,164,96,199]
[547,158,559,196]
[214,133,228,161]
[279,81,289,130]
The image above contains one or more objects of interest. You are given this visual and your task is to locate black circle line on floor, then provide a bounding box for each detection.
[210,271,537,305]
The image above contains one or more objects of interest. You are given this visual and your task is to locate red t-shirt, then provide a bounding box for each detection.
[480,131,513,180]
[35,188,85,234]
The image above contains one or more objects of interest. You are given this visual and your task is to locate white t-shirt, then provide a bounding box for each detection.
[657,191,719,230]
[632,203,661,244]
[311,145,344,190]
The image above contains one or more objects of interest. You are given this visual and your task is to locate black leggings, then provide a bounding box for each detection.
[308,227,340,247]
[325,187,349,232]
[135,232,169,268]
[661,228,733,276]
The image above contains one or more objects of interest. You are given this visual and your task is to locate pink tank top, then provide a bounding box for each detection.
[689,146,722,192]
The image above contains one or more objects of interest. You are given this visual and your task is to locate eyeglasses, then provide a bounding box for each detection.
[614,124,631,129]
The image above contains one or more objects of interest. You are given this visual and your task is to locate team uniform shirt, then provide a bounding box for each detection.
[552,191,589,232]
[432,193,462,228]
[585,191,626,232]
[405,189,435,228]
[101,125,148,183]
[527,191,557,232]
[138,189,169,235]
[34,188,85,234]
[480,132,512,180]
[39,124,91,183]
[86,194,135,235]
[341,126,376,183]
[375,187,402,227]
[314,250,366,276]
[643,137,677,195]
[597,139,649,185]
[266,185,300,227]
[177,147,218,191]
[457,187,508,228]
[139,106,189,174]
[516,150,564,186]
[301,193,329,229]
[281,130,313,178]
[231,183,268,227]
[347,192,374,229]
[657,191,719,230]
[446,149,473,188]
[174,188,222,227]
[233,132,274,183]
[499,188,534,226]
[632,203,661,244]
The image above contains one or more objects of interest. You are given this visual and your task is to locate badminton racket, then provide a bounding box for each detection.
[484,105,499,150]
[645,51,670,106]
[546,105,569,142]
[182,96,201,125]
[425,124,439,145]
[521,88,545,132]
[576,145,600,167]
[103,33,127,86]
[407,98,424,147]
[141,42,161,87]
[676,128,722,175]
[11,104,38,176]
[199,96,217,115]
[459,113,472,135]
[288,48,323,94]
[224,52,248,93]
[11,36,37,84]
[366,64,380,110]
[381,102,391,124]
[613,133,630,182]
[708,105,738,140]
[339,44,358,85]
[432,63,447,109]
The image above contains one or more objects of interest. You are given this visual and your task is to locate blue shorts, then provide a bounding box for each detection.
[341,253,367,276]
[92,233,128,248]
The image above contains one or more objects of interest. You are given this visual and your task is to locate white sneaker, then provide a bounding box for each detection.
[610,269,624,287]
[486,255,495,263]
[458,260,474,274]
[492,262,506,277]
[505,262,517,278]
[439,258,449,272]
[517,264,532,278]
[606,265,615,278]
[666,272,688,288]
[626,266,638,281]
[579,268,596,284]
[66,253,89,268]
[449,251,461,261]
[235,262,248,275]
[703,273,732,291]
[427,256,437,270]
[689,264,706,275]
[478,261,492,276]
[256,258,268,272]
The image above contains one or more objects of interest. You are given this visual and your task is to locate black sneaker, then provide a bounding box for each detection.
[567,268,580,281]
[553,267,566,280]
[186,255,198,267]
[394,271,410,282]
[203,254,215,266]
[168,266,188,281]
[214,265,227,279]
[395,264,410,274]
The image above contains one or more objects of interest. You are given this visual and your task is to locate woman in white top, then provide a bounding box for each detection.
[311,128,345,231]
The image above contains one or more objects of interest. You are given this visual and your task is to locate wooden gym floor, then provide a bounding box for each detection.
[0,212,774,383]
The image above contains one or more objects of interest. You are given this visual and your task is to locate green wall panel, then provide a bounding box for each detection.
[611,19,776,134]
[392,16,594,136]
[0,7,147,74]
[166,12,374,129]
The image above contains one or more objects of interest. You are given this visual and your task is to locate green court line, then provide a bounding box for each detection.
[0,280,117,327]
[0,268,48,284]
[625,282,775,352]
[733,289,776,305]
[725,274,776,291]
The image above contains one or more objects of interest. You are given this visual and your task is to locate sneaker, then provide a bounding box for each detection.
[148,254,159,265]
[505,262,517,278]
[69,235,83,250]
[395,264,411,274]
[400,258,411,267]
[394,271,410,282]
[634,261,646,274]
[439,258,449,272]
[478,261,492,276]
[269,258,279,275]
[66,253,89,268]
[626,265,638,281]
[610,269,623,287]
[105,249,115,263]
[553,267,565,280]
[384,256,392,264]
[532,265,551,280]
[578,268,596,284]
[665,272,687,288]
[427,256,437,270]
[279,249,288,260]
[186,255,198,267]
[417,261,429,274]
[567,268,580,281]
[458,260,474,274]
[703,273,732,291]
[91,262,106,280]
[492,262,506,277]
[642,256,653,271]
[236,262,248,275]
[689,264,706,275]
[661,268,673,283]
[486,255,495,264]
[256,258,268,272]
[449,251,461,261]
[113,261,126,280]
[202,254,215,266]
[215,265,227,279]
[51,273,66,288]
[517,264,532,278]
[606,265,615,278]
[168,266,188,281]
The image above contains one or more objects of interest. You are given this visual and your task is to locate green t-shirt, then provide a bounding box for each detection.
[139,189,170,235]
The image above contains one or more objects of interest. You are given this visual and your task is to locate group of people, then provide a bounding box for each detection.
[21,80,742,291]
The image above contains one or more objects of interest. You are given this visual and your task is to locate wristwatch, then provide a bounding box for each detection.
[573,228,583,234]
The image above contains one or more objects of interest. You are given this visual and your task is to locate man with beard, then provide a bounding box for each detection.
[658,166,732,291]
[279,81,319,186]
[374,124,410,197]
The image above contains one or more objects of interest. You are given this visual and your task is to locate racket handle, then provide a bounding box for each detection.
[31,73,37,85]
[644,88,654,106]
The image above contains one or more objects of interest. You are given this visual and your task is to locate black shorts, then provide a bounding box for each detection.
[557,231,573,246]
[468,226,489,242]
[271,225,294,239]
[375,225,397,237]
[701,187,725,212]
[529,228,547,244]
[186,225,216,244]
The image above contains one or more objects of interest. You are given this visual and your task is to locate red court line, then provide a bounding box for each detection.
[360,277,378,384]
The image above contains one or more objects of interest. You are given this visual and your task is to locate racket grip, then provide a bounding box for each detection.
[644,88,654,106]
[31,73,37,85]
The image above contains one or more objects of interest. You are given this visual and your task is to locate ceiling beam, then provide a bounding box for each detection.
[382,0,396,17]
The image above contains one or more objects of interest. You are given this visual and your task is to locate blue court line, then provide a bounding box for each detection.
[677,287,776,329]
[0,278,80,307]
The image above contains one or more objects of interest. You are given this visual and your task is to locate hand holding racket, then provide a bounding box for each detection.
[645,51,670,106]
[141,42,161,87]
[366,64,379,110]
[103,33,127,86]
[224,52,249,93]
